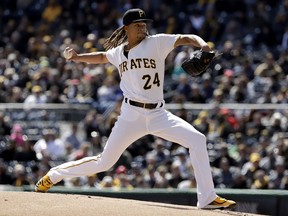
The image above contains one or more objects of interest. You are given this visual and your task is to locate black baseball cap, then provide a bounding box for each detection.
[122,8,153,26]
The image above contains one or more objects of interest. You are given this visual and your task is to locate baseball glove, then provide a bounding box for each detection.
[181,50,218,77]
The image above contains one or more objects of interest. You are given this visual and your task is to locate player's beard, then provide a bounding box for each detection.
[136,31,148,41]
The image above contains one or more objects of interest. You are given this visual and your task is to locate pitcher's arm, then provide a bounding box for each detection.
[64,47,109,64]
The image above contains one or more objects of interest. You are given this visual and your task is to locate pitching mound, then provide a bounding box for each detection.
[1,191,261,216]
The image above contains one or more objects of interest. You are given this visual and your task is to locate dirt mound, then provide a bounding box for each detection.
[0,191,261,216]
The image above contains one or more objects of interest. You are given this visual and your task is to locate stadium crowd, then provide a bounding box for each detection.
[0,0,288,190]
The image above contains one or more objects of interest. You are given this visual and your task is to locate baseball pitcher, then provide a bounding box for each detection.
[36,8,236,210]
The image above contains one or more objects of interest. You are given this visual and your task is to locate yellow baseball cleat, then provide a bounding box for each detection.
[203,196,236,209]
[35,175,53,193]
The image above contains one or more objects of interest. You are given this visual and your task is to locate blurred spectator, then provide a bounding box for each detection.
[33,129,65,161]
[85,67,104,102]
[143,165,157,188]
[82,174,101,189]
[199,7,221,42]
[274,135,288,160]
[201,74,215,102]
[256,90,273,104]
[268,156,288,189]
[144,151,157,169]
[253,52,282,88]
[281,175,288,189]
[229,75,250,103]
[68,142,92,161]
[0,76,8,102]
[0,139,17,162]
[189,83,206,103]
[37,159,55,180]
[114,149,133,171]
[24,85,47,106]
[83,110,106,140]
[10,123,25,147]
[154,165,170,188]
[46,85,66,103]
[231,171,248,189]
[113,165,133,189]
[148,138,170,166]
[234,143,249,168]
[6,86,24,103]
[100,176,114,188]
[242,152,266,188]
[189,8,205,35]
[0,111,11,138]
[209,88,225,104]
[97,76,122,111]
[241,58,255,81]
[63,79,86,103]
[167,161,186,188]
[129,159,145,187]
[213,157,240,188]
[64,122,82,150]
[281,26,288,51]
[172,47,191,79]
[14,65,31,89]
[245,111,266,140]
[193,110,210,134]
[14,135,38,162]
[0,160,13,185]
[12,163,31,187]
[89,131,104,155]
[42,0,62,23]
[267,112,287,135]
[208,109,236,140]
[172,147,192,180]
[104,112,119,136]
[251,170,269,189]
[212,143,238,168]
[177,174,197,190]
[174,107,189,122]
[174,74,191,101]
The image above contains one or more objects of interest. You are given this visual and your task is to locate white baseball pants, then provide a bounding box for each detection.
[47,101,217,208]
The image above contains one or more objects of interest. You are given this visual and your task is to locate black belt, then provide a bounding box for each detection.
[125,98,163,109]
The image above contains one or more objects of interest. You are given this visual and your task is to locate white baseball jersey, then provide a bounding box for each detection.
[106,34,179,103]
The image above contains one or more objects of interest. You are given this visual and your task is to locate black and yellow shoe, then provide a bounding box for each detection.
[35,175,53,193]
[203,196,236,209]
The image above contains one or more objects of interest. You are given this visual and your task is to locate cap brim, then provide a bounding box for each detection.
[131,19,153,24]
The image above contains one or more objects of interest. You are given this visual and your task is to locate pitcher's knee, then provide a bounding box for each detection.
[197,132,206,144]
[185,132,206,150]
[97,156,118,172]
[188,131,206,144]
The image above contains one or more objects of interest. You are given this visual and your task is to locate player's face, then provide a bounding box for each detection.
[126,22,148,41]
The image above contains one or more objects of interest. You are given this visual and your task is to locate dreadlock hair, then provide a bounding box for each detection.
[103,26,127,51]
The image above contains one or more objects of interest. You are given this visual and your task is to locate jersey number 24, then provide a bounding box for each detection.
[142,72,160,90]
